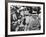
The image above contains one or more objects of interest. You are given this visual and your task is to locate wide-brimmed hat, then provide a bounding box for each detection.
[19,6,26,11]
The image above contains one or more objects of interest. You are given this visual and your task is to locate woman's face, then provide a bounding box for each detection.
[24,10,29,15]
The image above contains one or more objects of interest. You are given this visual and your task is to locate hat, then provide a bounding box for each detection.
[19,6,26,11]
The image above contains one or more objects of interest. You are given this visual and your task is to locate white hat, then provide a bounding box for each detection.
[19,7,26,10]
